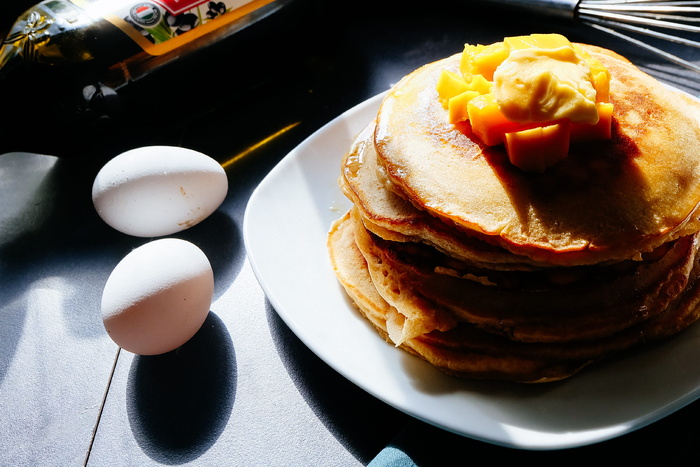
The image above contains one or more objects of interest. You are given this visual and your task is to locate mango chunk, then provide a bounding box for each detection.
[467,94,521,146]
[592,70,610,103]
[472,44,508,81]
[571,102,613,141]
[504,33,571,52]
[436,69,470,107]
[468,74,492,95]
[505,122,571,172]
[459,44,481,79]
[461,42,507,81]
[448,90,479,123]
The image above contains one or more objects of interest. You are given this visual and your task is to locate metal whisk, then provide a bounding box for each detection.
[477,0,700,74]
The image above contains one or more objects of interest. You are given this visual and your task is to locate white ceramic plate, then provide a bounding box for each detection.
[243,92,700,450]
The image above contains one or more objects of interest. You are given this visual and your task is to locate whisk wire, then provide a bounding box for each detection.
[478,0,700,77]
[579,7,700,34]
[580,13,700,48]
[608,13,700,26]
[581,1,700,6]
[577,0,700,75]
[582,2,700,12]
[586,22,700,72]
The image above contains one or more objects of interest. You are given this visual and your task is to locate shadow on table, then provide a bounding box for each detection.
[265,300,414,464]
[126,312,236,464]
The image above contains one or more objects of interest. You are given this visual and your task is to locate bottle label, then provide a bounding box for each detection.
[69,0,278,56]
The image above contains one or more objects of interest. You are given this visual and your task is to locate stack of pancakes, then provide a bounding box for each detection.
[327,43,700,383]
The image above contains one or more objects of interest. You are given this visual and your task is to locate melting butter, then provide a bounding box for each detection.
[493,45,599,124]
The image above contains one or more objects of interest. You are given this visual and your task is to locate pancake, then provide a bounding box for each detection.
[328,39,700,383]
[352,206,699,343]
[328,211,700,383]
[340,120,553,271]
[374,45,700,266]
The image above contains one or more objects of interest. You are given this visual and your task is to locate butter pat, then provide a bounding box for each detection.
[493,39,599,124]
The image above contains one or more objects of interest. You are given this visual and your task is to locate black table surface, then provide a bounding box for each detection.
[3,1,700,465]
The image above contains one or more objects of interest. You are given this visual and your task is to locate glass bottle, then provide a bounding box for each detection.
[0,0,301,156]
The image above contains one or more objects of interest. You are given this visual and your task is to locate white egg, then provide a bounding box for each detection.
[101,238,214,355]
[92,146,228,237]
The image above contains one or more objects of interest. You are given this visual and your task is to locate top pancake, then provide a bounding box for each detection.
[341,120,553,270]
[374,45,700,265]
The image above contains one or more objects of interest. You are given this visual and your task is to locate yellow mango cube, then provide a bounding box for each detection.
[505,122,571,173]
[471,43,508,81]
[436,69,470,107]
[460,44,481,78]
[592,69,610,103]
[468,74,492,95]
[448,90,479,123]
[460,42,507,81]
[504,33,571,52]
[571,102,614,141]
[467,94,521,146]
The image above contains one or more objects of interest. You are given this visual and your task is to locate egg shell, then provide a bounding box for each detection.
[92,146,228,237]
[101,238,214,355]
